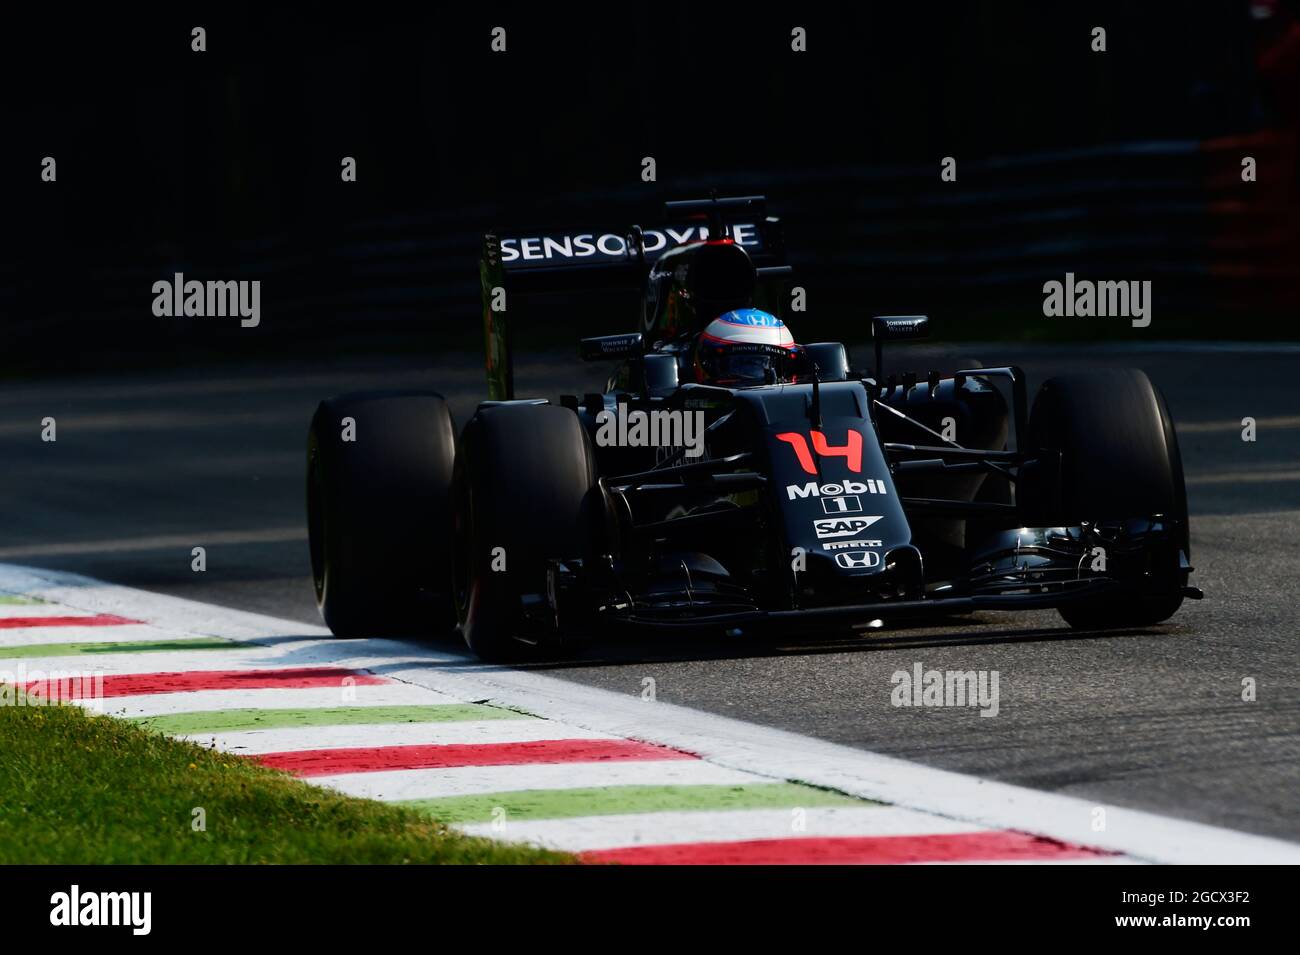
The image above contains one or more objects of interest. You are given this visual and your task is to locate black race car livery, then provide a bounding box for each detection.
[307,196,1199,660]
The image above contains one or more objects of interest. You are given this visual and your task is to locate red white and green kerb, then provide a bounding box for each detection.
[0,590,1129,865]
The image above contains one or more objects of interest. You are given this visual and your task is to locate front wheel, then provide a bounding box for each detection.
[1023,369,1189,629]
[452,404,603,661]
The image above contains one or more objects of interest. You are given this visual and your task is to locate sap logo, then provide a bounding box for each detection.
[786,480,887,500]
[835,551,880,570]
[813,516,883,539]
[822,539,881,551]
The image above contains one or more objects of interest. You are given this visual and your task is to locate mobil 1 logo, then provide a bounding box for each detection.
[788,478,887,517]
[786,479,888,501]
[821,495,861,514]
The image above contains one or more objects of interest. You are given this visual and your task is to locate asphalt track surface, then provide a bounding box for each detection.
[3,341,1299,843]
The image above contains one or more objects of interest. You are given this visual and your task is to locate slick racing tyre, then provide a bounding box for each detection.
[307,391,457,638]
[452,404,602,662]
[1024,369,1188,629]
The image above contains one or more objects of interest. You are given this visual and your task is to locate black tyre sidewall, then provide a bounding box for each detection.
[308,391,456,637]
[1030,369,1182,527]
[454,405,598,661]
[1025,369,1188,628]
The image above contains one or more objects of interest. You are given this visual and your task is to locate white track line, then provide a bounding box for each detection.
[0,624,213,646]
[0,565,335,641]
[180,718,611,755]
[1176,415,1300,434]
[458,806,985,852]
[0,603,95,618]
[0,528,306,561]
[94,684,469,717]
[3,639,468,677]
[5,564,1300,865]
[314,759,768,802]
[935,858,1141,866]
[1185,469,1300,485]
[0,646,331,675]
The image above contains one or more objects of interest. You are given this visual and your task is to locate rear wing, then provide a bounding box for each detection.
[479,196,789,399]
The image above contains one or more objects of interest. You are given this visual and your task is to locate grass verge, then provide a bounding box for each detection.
[0,694,572,864]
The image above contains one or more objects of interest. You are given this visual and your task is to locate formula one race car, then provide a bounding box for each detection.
[307,195,1200,660]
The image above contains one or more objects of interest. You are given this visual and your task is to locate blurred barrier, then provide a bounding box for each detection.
[1201,128,1299,312]
[4,128,1298,364]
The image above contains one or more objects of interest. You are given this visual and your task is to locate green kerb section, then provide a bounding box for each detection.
[129,704,526,735]
[402,782,872,825]
[0,638,237,659]
[0,595,44,605]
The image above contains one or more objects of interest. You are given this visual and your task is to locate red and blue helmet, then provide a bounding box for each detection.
[693,309,804,385]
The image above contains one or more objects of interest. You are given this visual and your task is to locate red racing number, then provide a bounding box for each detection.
[775,430,863,474]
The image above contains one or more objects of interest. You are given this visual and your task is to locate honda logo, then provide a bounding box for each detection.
[834,551,881,570]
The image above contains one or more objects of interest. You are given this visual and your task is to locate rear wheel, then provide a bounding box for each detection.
[307,391,456,637]
[1023,369,1188,629]
[452,404,603,661]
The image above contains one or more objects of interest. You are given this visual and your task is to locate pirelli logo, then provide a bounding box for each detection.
[823,539,881,550]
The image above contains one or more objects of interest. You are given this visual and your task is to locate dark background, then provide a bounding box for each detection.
[3,4,1300,848]
[3,1,1298,372]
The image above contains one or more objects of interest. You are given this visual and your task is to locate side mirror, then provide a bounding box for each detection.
[802,342,850,382]
[872,315,929,341]
[580,333,643,361]
[642,352,680,392]
[870,315,929,389]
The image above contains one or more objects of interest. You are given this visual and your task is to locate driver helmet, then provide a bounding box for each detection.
[693,309,802,385]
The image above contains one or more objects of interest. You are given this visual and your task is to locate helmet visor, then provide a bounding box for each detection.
[716,353,775,384]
